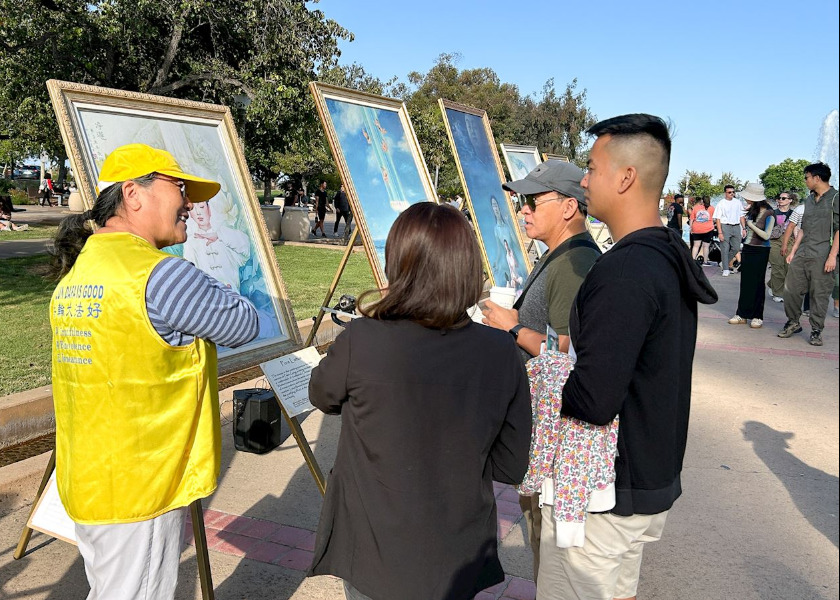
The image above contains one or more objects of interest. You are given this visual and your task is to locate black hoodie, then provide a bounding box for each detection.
[561,226,717,516]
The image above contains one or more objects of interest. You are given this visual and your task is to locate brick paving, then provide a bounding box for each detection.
[188,482,537,600]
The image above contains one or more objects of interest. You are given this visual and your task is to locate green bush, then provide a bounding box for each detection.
[0,179,16,194]
[10,189,36,205]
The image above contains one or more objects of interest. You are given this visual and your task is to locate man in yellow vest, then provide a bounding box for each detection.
[50,144,260,599]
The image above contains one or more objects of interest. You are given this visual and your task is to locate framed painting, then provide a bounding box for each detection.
[542,153,571,163]
[439,99,531,291]
[46,79,302,375]
[309,82,437,288]
[500,143,542,181]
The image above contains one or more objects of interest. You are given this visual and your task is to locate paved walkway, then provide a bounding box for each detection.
[0,239,837,599]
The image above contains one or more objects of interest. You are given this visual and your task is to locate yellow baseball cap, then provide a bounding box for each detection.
[97,143,221,203]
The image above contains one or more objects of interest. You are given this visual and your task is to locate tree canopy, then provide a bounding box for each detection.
[0,0,351,189]
[673,170,744,198]
[759,158,809,200]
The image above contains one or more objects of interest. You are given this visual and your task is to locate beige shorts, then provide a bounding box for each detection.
[537,506,668,600]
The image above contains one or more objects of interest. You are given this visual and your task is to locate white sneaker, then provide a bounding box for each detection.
[728,315,747,325]
[750,318,763,329]
[722,270,730,277]
[772,296,784,303]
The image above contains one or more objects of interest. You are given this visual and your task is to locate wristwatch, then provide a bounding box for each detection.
[508,324,524,340]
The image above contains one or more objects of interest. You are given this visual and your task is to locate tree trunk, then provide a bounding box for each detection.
[57,162,68,187]
[263,176,272,205]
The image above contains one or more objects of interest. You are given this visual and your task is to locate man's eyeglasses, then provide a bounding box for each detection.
[524,194,568,212]
[725,190,735,194]
[153,176,187,200]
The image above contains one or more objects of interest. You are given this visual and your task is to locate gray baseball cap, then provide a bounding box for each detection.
[503,161,586,203]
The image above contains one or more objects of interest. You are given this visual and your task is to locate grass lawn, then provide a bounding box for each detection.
[0,224,59,240]
[0,244,377,396]
[274,244,377,321]
[0,256,56,395]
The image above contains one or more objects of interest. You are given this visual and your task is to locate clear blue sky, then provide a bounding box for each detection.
[316,0,839,192]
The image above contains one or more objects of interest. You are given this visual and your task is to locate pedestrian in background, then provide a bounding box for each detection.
[767,191,795,302]
[728,183,775,329]
[715,185,745,276]
[333,183,352,238]
[689,195,715,264]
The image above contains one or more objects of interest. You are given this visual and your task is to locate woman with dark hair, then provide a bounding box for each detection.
[49,143,258,599]
[729,183,775,328]
[307,202,531,600]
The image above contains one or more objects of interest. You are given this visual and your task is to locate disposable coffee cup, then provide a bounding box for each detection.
[489,286,516,309]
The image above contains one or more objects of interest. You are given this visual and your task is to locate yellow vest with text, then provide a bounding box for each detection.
[50,233,220,524]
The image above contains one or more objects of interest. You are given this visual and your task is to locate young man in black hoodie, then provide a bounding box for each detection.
[541,115,718,600]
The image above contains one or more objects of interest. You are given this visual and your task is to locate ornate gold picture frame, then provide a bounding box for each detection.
[542,153,571,163]
[47,79,302,375]
[439,99,531,290]
[309,82,437,288]
[500,143,542,181]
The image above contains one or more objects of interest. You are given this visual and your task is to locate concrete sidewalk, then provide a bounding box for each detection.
[0,264,837,600]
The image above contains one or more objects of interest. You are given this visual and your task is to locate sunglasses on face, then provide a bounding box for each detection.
[524,194,567,211]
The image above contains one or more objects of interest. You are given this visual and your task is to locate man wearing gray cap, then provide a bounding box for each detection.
[482,160,601,580]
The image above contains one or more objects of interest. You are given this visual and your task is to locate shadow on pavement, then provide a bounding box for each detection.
[742,421,839,548]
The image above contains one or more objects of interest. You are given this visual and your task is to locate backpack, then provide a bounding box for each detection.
[770,212,789,240]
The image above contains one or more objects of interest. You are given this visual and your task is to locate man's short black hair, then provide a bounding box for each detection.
[674,193,684,201]
[587,113,672,160]
[724,185,735,192]
[804,162,832,183]
[587,114,672,196]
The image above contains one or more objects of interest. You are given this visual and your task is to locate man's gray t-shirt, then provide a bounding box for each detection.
[516,232,600,362]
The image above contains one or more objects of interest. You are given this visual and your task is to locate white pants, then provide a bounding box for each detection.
[537,507,668,600]
[75,507,187,600]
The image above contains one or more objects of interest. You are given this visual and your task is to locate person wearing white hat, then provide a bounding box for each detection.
[50,143,259,599]
[727,183,775,328]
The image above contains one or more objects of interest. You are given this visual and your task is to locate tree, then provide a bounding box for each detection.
[0,0,351,194]
[400,53,596,191]
[760,158,809,199]
[716,172,743,193]
[518,78,597,167]
[678,170,716,199]
[672,170,744,198]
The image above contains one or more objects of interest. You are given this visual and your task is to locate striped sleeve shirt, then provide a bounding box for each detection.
[146,257,259,347]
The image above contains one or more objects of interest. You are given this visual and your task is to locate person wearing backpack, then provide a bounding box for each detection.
[689,195,715,265]
[767,192,795,302]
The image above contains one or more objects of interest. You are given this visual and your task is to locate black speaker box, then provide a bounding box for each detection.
[232,388,290,454]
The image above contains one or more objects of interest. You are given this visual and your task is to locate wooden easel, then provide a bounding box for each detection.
[272,226,363,498]
[14,451,216,600]
[304,227,360,349]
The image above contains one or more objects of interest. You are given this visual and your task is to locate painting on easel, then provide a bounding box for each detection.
[439,100,531,291]
[309,82,437,288]
[47,79,301,375]
[500,143,542,181]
